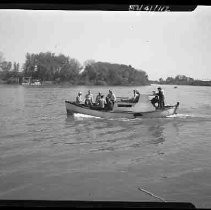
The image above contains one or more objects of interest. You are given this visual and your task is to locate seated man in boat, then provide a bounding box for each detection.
[132,89,140,103]
[106,90,116,110]
[106,90,116,104]
[150,91,159,108]
[85,90,94,106]
[76,92,83,104]
[98,95,107,110]
[157,87,165,108]
[95,92,102,106]
[120,89,139,103]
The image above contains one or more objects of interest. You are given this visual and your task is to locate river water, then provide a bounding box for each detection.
[0,84,211,208]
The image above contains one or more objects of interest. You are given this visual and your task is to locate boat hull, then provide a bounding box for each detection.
[65,101,179,119]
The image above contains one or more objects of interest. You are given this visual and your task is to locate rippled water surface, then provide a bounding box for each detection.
[0,84,211,208]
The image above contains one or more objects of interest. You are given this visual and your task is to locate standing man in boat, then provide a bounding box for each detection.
[76,92,83,104]
[85,90,94,106]
[157,87,165,108]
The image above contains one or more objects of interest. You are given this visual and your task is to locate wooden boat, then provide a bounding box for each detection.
[65,94,179,119]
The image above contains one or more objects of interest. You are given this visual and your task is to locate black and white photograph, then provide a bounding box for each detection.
[0,5,210,208]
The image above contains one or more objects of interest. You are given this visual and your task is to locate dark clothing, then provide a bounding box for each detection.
[133,93,140,103]
[157,90,165,108]
[106,97,114,110]
[160,100,165,108]
[157,90,164,100]
[151,96,159,108]
[95,95,101,105]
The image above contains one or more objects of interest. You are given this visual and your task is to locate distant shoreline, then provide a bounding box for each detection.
[151,83,211,87]
[0,80,211,88]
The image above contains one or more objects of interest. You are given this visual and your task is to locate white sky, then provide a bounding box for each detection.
[0,6,211,80]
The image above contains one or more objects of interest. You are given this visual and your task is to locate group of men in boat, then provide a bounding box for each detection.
[76,89,117,110]
[75,87,165,110]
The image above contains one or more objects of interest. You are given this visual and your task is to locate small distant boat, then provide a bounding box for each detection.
[65,94,179,119]
[22,77,41,86]
[174,86,178,88]
[22,81,41,86]
[31,80,41,86]
[22,82,30,86]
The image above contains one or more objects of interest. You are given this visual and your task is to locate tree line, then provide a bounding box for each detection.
[0,51,149,86]
[154,75,211,86]
[0,62,21,84]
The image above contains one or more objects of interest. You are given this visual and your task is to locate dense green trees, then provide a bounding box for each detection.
[22,52,82,84]
[0,52,21,84]
[21,52,149,85]
[80,62,149,86]
[1,51,150,85]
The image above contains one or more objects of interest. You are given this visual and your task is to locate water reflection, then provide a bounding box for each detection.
[148,123,165,144]
[171,121,180,135]
[65,114,184,150]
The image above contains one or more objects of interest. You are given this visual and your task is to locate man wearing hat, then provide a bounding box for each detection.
[76,92,83,104]
[157,87,165,108]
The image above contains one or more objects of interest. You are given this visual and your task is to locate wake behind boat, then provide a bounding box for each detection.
[65,92,179,119]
